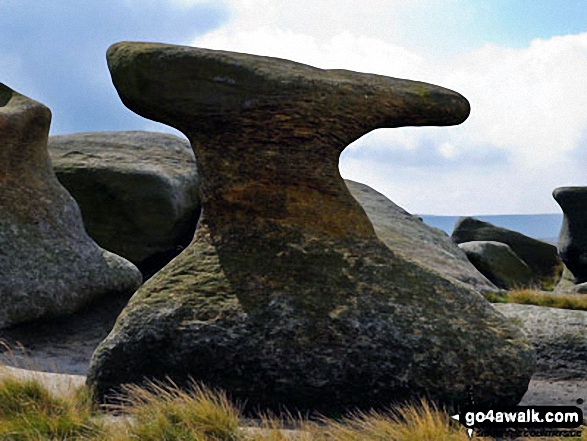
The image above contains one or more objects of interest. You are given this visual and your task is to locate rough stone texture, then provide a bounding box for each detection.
[452,217,562,288]
[0,83,142,329]
[458,241,533,290]
[346,180,499,294]
[48,131,200,279]
[520,379,587,414]
[553,186,587,284]
[87,42,535,413]
[495,304,587,380]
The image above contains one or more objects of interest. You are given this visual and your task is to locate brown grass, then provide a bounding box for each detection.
[484,289,587,311]
[0,373,583,440]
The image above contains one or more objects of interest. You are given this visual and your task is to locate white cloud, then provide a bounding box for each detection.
[195,28,426,78]
[438,142,457,159]
[444,35,587,165]
[191,1,587,215]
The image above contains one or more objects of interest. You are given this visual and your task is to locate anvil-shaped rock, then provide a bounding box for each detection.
[88,43,535,413]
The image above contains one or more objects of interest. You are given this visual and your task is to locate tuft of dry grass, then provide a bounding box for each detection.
[319,400,480,441]
[484,289,587,311]
[0,351,585,440]
[113,379,241,440]
[0,375,106,440]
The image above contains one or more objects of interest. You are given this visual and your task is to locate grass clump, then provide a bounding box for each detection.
[0,372,584,440]
[321,400,474,441]
[115,379,240,441]
[484,289,587,311]
[0,376,105,440]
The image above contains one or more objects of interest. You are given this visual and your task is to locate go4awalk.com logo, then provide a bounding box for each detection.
[451,406,583,439]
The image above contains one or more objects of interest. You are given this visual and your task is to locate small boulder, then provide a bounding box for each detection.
[495,303,587,380]
[48,131,200,279]
[346,180,499,294]
[458,241,533,289]
[452,217,561,288]
[0,84,141,329]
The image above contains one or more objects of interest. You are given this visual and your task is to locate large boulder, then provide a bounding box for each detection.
[48,131,200,279]
[346,180,499,294]
[495,304,587,380]
[87,43,535,413]
[553,186,587,284]
[0,83,141,329]
[452,217,561,288]
[458,241,533,289]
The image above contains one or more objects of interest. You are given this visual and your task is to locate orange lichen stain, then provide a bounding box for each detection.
[220,182,375,239]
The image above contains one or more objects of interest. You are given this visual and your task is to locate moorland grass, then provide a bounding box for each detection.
[0,372,584,441]
[114,379,240,440]
[0,376,106,440]
[319,400,478,441]
[484,289,587,311]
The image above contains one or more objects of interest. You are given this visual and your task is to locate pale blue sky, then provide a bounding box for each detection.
[0,0,228,133]
[2,0,586,214]
[392,0,587,53]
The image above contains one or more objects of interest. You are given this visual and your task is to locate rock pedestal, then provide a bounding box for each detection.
[87,43,535,413]
[0,83,142,329]
[553,187,587,284]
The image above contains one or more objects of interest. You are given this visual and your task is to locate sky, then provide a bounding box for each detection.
[2,0,587,215]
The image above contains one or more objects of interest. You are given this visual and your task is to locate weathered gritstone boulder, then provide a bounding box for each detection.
[87,42,535,413]
[346,180,499,294]
[452,217,561,288]
[458,241,533,290]
[48,131,200,279]
[553,187,587,284]
[495,304,587,380]
[0,83,142,329]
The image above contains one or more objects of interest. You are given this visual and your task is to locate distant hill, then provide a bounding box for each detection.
[420,214,563,244]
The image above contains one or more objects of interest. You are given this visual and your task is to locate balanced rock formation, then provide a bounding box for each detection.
[48,131,200,279]
[87,43,535,413]
[452,217,561,288]
[553,187,587,284]
[495,304,587,380]
[458,241,533,289]
[0,83,141,329]
[346,180,499,294]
